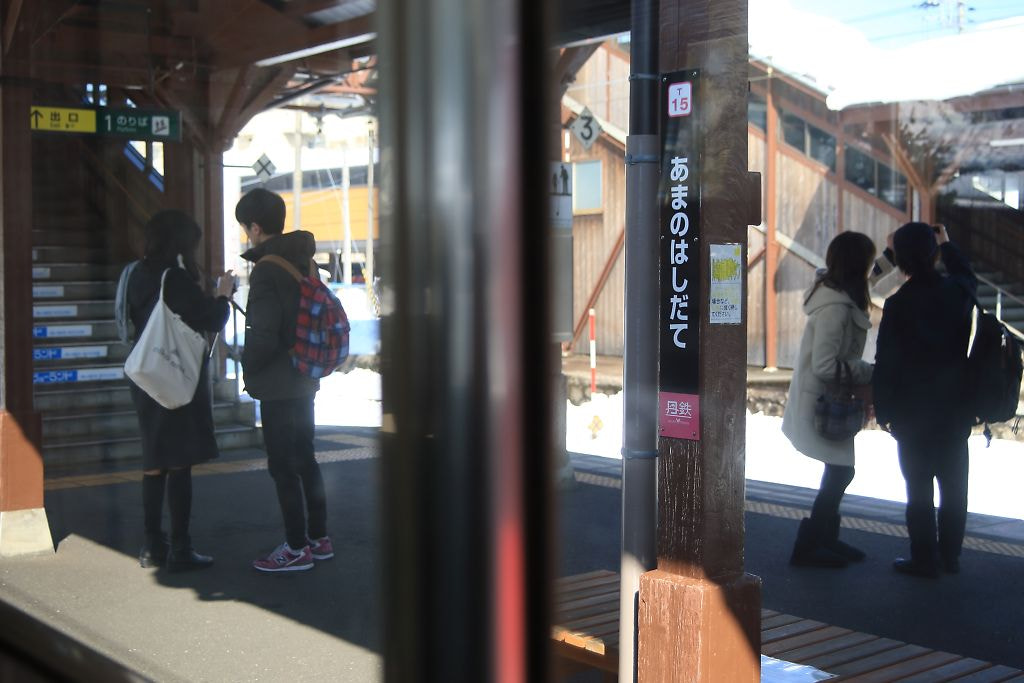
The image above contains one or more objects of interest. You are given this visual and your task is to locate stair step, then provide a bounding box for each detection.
[33,246,109,265]
[42,401,257,441]
[34,384,133,411]
[33,281,116,300]
[31,229,107,248]
[33,341,130,365]
[33,263,122,282]
[32,214,105,231]
[33,319,118,340]
[42,424,264,470]
[32,363,125,386]
[33,300,114,321]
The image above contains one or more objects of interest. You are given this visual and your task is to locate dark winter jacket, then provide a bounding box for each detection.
[127,259,231,470]
[873,242,977,439]
[240,230,320,400]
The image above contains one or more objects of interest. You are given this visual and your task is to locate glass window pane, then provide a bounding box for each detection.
[808,124,836,172]
[878,162,907,209]
[748,94,767,131]
[781,112,806,152]
[844,145,876,196]
[573,160,602,212]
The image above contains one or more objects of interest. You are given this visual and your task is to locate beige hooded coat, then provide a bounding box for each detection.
[781,280,873,466]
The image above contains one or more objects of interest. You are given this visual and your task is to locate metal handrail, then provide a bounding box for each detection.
[975,272,1024,341]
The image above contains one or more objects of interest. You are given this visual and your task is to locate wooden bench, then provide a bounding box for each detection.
[554,570,1024,682]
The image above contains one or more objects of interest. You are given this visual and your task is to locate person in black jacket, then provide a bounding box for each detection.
[873,222,977,578]
[236,189,332,573]
[128,210,234,571]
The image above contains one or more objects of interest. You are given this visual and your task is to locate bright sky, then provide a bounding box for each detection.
[748,0,1024,109]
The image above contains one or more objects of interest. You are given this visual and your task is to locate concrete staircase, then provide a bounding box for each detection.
[31,154,261,473]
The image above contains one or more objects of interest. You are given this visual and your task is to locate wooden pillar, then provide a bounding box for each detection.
[763,75,779,369]
[0,0,53,557]
[637,1,761,680]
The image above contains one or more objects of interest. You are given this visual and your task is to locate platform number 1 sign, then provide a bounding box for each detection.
[667,82,692,118]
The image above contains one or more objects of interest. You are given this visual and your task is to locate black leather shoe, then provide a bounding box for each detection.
[167,548,214,572]
[893,557,939,578]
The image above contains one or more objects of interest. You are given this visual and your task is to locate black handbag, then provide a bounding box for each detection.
[813,360,865,441]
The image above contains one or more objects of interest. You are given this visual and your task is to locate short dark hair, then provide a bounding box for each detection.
[235,188,286,235]
[893,222,938,278]
[143,209,202,280]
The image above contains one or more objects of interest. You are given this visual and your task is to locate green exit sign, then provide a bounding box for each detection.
[99,108,181,142]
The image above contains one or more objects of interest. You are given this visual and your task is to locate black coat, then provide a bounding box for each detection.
[239,230,320,401]
[127,259,231,470]
[873,243,977,438]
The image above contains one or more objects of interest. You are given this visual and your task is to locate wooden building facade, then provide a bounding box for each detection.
[562,43,916,367]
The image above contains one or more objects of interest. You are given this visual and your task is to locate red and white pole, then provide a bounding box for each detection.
[589,308,597,395]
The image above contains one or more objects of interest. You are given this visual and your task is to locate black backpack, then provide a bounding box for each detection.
[966,296,1023,444]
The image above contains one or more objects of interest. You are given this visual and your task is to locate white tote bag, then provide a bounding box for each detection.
[124,269,208,409]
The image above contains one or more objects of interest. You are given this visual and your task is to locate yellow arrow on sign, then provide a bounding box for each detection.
[29,106,97,134]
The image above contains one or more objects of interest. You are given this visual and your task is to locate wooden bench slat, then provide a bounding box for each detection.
[838,651,962,682]
[826,644,931,677]
[897,658,995,683]
[802,637,904,670]
[558,582,620,603]
[554,572,619,592]
[761,625,852,658]
[777,632,879,664]
[760,613,805,630]
[552,572,1024,683]
[947,666,1024,683]
[760,619,827,644]
[557,611,620,636]
[554,570,616,587]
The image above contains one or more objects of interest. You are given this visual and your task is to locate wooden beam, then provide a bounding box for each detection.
[35,24,198,64]
[765,79,779,369]
[2,0,23,57]
[227,67,297,140]
[565,226,625,351]
[208,9,374,70]
[555,43,600,97]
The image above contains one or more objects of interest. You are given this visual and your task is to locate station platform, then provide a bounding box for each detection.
[0,426,1021,680]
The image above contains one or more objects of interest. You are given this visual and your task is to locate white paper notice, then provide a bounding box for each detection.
[709,243,742,325]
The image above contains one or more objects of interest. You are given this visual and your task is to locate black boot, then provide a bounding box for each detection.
[139,532,169,568]
[140,473,168,568]
[167,468,212,572]
[790,518,848,568]
[167,540,214,572]
[822,514,866,562]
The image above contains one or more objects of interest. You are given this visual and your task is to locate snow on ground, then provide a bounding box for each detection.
[310,371,1024,521]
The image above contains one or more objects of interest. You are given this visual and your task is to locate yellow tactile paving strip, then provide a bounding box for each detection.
[574,470,1024,560]
[44,432,378,491]
[44,449,1024,560]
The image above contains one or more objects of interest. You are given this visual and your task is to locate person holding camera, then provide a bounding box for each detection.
[127,210,235,571]
[782,231,877,568]
[874,223,977,578]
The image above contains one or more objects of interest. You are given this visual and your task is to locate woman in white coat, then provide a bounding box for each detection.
[782,231,876,568]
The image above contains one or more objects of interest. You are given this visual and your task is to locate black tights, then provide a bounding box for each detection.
[810,464,854,521]
[142,467,194,550]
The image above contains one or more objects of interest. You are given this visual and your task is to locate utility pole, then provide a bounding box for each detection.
[293,110,303,231]
[342,144,353,285]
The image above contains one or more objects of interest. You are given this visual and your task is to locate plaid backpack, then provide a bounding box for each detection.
[258,255,350,378]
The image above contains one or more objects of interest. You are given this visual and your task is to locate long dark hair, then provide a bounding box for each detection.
[143,209,202,281]
[808,231,876,311]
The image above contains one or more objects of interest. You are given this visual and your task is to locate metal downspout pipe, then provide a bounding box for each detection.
[620,0,660,681]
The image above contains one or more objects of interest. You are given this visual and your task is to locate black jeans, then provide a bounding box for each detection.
[896,429,970,565]
[261,395,327,550]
